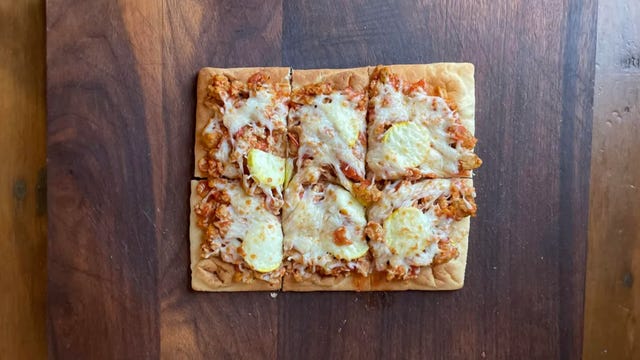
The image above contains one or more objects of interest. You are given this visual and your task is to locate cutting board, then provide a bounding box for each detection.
[47,1,596,358]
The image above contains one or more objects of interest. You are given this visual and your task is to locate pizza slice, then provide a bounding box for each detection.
[281,175,371,291]
[190,179,284,291]
[365,178,476,290]
[287,67,380,205]
[366,64,481,180]
[194,67,291,213]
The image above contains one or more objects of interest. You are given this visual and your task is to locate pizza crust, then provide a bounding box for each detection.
[194,67,291,178]
[192,258,280,292]
[370,63,475,134]
[292,67,369,92]
[189,180,281,292]
[194,69,215,178]
[203,67,291,84]
[282,273,371,292]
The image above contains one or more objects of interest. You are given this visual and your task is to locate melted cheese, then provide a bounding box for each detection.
[201,121,240,179]
[367,82,475,179]
[292,92,366,182]
[200,83,289,207]
[221,87,287,135]
[368,179,451,222]
[383,207,435,257]
[207,181,283,273]
[283,181,368,268]
[319,186,369,260]
[316,96,361,146]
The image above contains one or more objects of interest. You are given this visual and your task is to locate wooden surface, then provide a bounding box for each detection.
[0,0,47,358]
[46,0,597,358]
[584,0,640,358]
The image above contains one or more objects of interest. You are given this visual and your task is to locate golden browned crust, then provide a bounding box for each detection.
[192,258,280,292]
[282,273,370,292]
[204,67,291,84]
[194,67,291,178]
[369,63,475,134]
[189,180,281,292]
[292,67,369,92]
[194,68,215,178]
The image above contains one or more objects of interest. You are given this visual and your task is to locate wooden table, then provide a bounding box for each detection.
[2,0,639,358]
[0,0,47,358]
[583,1,640,358]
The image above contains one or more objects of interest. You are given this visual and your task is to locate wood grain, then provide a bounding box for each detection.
[0,0,47,358]
[584,1,640,358]
[159,1,283,358]
[47,0,160,358]
[47,0,597,358]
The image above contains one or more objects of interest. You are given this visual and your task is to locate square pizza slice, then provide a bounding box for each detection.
[281,175,372,291]
[366,64,481,180]
[190,179,285,291]
[287,67,380,205]
[366,178,476,290]
[194,67,291,213]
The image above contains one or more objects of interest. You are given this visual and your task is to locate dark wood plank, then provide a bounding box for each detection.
[280,1,595,358]
[158,1,283,358]
[0,0,47,358]
[47,1,162,358]
[584,1,640,358]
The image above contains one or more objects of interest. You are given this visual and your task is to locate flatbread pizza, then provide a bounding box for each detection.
[367,64,480,180]
[190,64,481,292]
[194,67,291,213]
[282,68,374,291]
[366,178,475,290]
[190,179,284,291]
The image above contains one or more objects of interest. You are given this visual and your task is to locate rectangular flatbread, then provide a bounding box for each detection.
[287,67,369,188]
[282,179,372,291]
[194,67,291,213]
[366,64,480,180]
[190,179,284,291]
[283,67,375,291]
[365,178,475,290]
[190,64,480,292]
